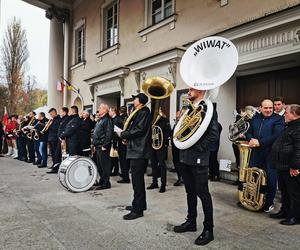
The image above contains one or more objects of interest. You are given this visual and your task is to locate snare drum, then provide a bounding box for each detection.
[58,156,98,192]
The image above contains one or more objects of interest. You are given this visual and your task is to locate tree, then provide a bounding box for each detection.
[1,17,29,114]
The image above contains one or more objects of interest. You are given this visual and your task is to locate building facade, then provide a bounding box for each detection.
[23,0,300,162]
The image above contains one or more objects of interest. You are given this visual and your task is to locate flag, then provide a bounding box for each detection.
[67,85,73,91]
[3,106,8,126]
[57,80,64,92]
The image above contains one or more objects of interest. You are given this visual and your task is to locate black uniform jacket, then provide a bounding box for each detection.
[47,115,61,142]
[271,118,300,171]
[92,113,113,149]
[34,118,48,142]
[57,115,71,139]
[179,101,219,167]
[121,106,152,159]
[80,117,95,150]
[60,114,82,155]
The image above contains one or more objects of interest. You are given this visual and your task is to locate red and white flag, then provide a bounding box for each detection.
[57,80,65,92]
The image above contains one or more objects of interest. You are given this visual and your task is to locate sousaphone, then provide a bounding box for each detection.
[173,36,238,150]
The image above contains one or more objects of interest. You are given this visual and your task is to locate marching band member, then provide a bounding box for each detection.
[116,106,130,184]
[60,106,82,156]
[25,111,37,163]
[5,116,18,157]
[47,107,70,174]
[92,104,113,190]
[47,108,61,168]
[147,107,171,193]
[79,110,94,157]
[117,93,151,220]
[109,107,120,176]
[33,112,48,168]
[173,88,218,246]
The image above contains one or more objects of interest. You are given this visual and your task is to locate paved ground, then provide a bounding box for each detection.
[0,157,299,250]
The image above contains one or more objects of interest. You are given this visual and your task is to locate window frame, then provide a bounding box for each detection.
[75,24,85,64]
[102,0,119,50]
[148,0,175,26]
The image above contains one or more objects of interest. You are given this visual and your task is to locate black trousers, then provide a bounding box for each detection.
[118,144,130,181]
[277,171,290,215]
[26,138,35,161]
[18,137,28,160]
[48,140,58,165]
[0,136,2,154]
[151,151,167,187]
[209,151,219,178]
[130,159,148,213]
[180,164,213,231]
[232,143,240,168]
[172,145,182,180]
[54,141,62,164]
[111,157,119,174]
[95,148,111,186]
[286,173,300,219]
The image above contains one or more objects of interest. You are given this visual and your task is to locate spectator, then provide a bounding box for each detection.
[271,104,300,225]
[246,99,284,212]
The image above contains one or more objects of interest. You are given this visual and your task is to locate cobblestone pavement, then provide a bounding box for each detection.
[0,157,299,250]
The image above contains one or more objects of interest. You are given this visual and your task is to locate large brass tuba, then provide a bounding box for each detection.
[237,142,267,211]
[142,77,174,150]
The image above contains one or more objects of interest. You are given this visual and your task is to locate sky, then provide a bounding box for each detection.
[0,0,49,89]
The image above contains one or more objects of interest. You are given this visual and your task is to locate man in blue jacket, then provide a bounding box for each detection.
[246,99,284,212]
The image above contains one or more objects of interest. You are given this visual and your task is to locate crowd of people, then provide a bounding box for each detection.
[0,93,299,246]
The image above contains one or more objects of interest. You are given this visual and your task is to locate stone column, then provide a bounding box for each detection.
[63,21,69,107]
[47,18,64,110]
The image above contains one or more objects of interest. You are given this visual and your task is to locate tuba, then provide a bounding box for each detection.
[237,142,267,211]
[142,77,174,150]
[228,106,257,141]
[173,36,238,150]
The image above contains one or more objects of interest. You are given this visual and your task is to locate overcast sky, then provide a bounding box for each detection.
[0,0,49,89]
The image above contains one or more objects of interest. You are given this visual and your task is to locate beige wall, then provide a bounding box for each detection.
[67,0,300,162]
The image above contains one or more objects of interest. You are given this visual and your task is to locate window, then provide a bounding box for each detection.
[104,1,119,49]
[75,25,85,63]
[150,0,174,25]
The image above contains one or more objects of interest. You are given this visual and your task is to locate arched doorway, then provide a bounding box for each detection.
[73,96,83,113]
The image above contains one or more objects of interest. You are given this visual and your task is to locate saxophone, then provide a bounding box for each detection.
[237,141,267,211]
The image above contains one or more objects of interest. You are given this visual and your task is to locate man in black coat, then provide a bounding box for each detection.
[33,112,48,168]
[47,108,61,167]
[114,106,130,183]
[25,111,37,163]
[147,107,171,193]
[79,110,95,157]
[60,105,82,156]
[173,88,218,246]
[271,104,300,225]
[47,107,70,174]
[92,103,113,190]
[118,93,151,220]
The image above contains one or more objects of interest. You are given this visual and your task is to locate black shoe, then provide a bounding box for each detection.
[174,220,197,233]
[211,176,220,181]
[117,179,130,184]
[123,211,143,220]
[26,160,34,163]
[270,210,287,219]
[174,180,183,186]
[147,183,159,190]
[159,186,166,193]
[280,217,297,225]
[33,161,41,165]
[13,156,19,160]
[232,180,239,186]
[93,184,111,190]
[110,172,118,176]
[125,206,147,211]
[46,168,58,174]
[37,165,47,168]
[195,230,214,246]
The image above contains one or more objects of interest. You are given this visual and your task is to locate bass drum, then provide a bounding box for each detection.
[58,156,98,192]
